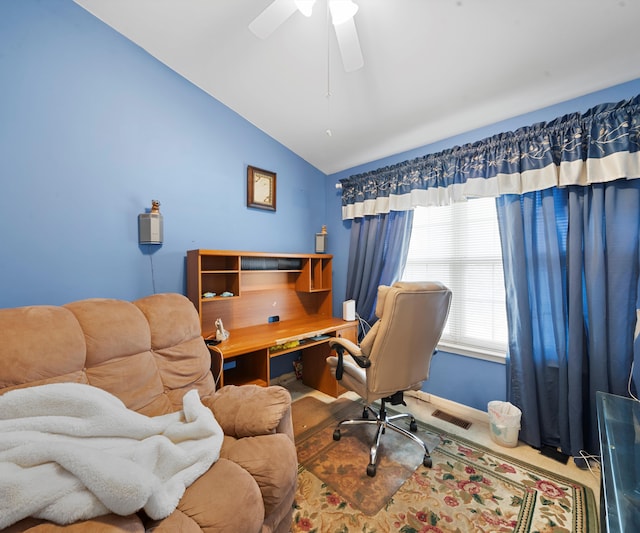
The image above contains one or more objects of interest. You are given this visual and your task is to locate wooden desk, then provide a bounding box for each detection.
[187,250,357,396]
[209,315,358,397]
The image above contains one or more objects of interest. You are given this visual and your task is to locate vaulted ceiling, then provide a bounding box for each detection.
[74,0,640,174]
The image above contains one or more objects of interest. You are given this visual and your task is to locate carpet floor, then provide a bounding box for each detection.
[291,396,599,533]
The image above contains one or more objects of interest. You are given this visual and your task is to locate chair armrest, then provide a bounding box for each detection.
[329,336,360,355]
[328,337,370,380]
[202,384,294,442]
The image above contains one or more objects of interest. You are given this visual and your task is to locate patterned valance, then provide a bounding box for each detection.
[340,95,640,220]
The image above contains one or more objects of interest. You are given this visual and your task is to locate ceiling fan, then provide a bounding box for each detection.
[249,0,364,73]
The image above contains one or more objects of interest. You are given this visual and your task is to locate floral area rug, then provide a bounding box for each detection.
[291,397,598,533]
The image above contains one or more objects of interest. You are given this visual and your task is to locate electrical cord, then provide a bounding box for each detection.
[355,312,371,342]
[576,450,601,479]
[628,360,639,401]
[148,247,157,294]
[208,344,224,387]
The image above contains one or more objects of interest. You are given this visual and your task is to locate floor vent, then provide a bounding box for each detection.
[432,409,472,430]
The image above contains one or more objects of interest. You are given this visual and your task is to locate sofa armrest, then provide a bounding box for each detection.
[202,384,294,442]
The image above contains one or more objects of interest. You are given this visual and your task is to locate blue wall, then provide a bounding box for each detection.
[0,0,326,307]
[3,1,640,412]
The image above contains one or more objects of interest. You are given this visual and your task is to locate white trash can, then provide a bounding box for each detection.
[487,401,521,448]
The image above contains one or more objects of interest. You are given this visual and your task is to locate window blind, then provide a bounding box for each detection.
[402,198,508,357]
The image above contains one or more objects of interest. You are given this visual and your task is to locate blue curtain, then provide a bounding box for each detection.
[497,181,640,455]
[345,210,413,325]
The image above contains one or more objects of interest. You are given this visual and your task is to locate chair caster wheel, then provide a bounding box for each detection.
[366,464,377,477]
[423,455,432,468]
[409,419,418,432]
[333,429,341,441]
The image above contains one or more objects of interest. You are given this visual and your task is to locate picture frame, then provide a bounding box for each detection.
[247,165,276,211]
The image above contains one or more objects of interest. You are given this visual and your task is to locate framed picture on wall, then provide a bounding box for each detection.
[247,166,276,211]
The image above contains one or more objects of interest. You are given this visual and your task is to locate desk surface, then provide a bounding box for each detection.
[214,315,355,358]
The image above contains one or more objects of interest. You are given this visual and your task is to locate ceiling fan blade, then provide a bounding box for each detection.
[333,17,364,72]
[249,0,298,39]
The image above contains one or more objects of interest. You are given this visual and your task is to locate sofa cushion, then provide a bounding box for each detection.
[134,293,203,351]
[64,298,167,413]
[220,433,298,517]
[173,458,264,533]
[64,299,151,366]
[134,294,215,414]
[0,306,86,390]
[205,385,292,438]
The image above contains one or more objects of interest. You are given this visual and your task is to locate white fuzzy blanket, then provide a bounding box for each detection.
[0,383,223,529]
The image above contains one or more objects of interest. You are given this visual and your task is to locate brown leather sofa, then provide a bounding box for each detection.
[0,293,298,532]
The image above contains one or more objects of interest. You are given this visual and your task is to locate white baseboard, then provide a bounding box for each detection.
[277,370,490,425]
[407,390,489,425]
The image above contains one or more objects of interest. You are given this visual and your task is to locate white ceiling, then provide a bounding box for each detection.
[74,0,640,175]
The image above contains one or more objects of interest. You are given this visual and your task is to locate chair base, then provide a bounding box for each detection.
[333,395,433,477]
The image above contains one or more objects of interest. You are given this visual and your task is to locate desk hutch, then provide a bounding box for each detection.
[186,249,357,397]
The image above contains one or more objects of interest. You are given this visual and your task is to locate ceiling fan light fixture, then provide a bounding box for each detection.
[295,0,316,17]
[329,0,359,26]
[249,0,363,72]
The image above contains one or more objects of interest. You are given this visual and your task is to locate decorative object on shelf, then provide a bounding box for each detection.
[247,165,276,211]
[315,225,327,253]
[138,199,163,244]
[214,318,229,341]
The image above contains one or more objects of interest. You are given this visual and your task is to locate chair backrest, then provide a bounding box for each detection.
[360,281,451,397]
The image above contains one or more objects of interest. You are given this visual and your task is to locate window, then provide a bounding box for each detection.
[402,198,508,360]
